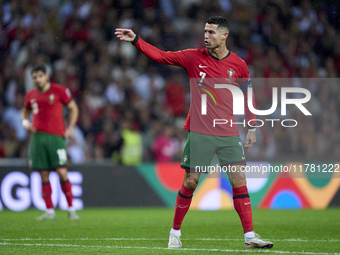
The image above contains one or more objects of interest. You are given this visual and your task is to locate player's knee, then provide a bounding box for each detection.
[59,174,68,182]
[229,178,246,188]
[41,175,49,182]
[60,177,68,182]
[185,178,199,190]
[41,177,49,183]
[56,168,68,181]
[40,171,50,183]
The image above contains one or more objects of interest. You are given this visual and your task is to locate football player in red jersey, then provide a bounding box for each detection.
[22,64,80,220]
[116,16,273,249]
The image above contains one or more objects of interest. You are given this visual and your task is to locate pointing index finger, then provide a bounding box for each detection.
[115,28,129,32]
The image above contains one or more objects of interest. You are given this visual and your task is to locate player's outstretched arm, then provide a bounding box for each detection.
[115,28,136,42]
[115,28,189,67]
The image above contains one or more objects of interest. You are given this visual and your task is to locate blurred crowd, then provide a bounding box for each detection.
[0,0,339,164]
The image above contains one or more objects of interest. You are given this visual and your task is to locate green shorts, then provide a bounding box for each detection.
[181,131,246,173]
[29,132,68,170]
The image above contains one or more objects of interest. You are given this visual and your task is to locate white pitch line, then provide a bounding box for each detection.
[0,242,339,255]
[0,238,339,242]
[199,238,339,242]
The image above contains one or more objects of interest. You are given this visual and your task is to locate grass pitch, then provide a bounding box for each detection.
[0,208,339,254]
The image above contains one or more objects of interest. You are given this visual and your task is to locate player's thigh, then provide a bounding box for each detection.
[216,136,246,167]
[45,134,68,169]
[29,132,50,170]
[181,131,216,173]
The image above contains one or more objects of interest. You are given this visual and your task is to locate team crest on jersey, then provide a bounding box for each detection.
[183,155,188,163]
[226,68,235,81]
[49,94,55,104]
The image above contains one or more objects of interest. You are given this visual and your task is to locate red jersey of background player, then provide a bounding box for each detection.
[133,37,256,137]
[24,83,72,137]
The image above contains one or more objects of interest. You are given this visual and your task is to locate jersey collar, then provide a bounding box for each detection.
[38,83,52,93]
[207,49,231,60]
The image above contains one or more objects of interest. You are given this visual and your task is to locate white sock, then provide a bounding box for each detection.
[244,231,255,239]
[170,228,181,237]
[46,209,55,214]
[68,207,75,212]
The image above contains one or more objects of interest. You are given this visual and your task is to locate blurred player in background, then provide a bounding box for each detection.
[22,64,79,220]
[116,16,273,249]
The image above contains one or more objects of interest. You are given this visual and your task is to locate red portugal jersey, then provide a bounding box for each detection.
[24,83,73,137]
[133,37,256,136]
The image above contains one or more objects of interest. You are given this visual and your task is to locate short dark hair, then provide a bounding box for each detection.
[206,16,229,31]
[31,64,47,75]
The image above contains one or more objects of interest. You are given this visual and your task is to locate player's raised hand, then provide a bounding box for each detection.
[244,130,256,152]
[115,28,136,42]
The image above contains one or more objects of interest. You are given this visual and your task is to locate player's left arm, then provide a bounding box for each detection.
[65,99,79,138]
[239,61,256,152]
[115,28,192,68]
